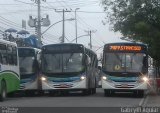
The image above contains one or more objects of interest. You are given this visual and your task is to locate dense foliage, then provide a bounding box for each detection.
[101,0,160,65]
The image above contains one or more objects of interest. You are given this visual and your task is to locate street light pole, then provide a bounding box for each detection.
[85,30,96,49]
[55,9,71,43]
[37,0,41,42]
[75,8,80,43]
[70,34,89,43]
[41,18,74,35]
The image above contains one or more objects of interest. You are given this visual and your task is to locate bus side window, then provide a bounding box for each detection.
[12,47,17,65]
[7,45,14,65]
[0,44,8,65]
[2,55,8,64]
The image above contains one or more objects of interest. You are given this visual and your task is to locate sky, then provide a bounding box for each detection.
[0,0,125,57]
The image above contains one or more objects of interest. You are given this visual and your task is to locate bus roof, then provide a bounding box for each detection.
[0,39,17,46]
[42,43,84,48]
[18,46,40,51]
[42,43,96,55]
[18,47,41,54]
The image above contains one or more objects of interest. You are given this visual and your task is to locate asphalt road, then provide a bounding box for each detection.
[0,88,148,107]
[1,89,160,113]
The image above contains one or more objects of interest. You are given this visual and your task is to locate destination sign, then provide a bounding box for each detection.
[109,46,142,51]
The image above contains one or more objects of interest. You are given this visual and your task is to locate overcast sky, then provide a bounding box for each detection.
[0,0,125,56]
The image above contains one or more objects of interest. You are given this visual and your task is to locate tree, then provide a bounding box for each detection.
[101,0,160,65]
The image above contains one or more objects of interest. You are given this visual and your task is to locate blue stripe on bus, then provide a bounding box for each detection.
[108,76,138,82]
[20,74,37,84]
[48,75,83,82]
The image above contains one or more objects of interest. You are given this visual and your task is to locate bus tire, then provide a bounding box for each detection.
[8,92,15,97]
[0,81,7,102]
[25,90,35,97]
[38,90,44,96]
[82,89,89,96]
[60,91,69,96]
[104,90,112,97]
[92,88,96,94]
[138,90,144,98]
[91,79,96,94]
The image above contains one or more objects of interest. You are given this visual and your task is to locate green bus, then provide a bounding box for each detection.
[0,39,20,101]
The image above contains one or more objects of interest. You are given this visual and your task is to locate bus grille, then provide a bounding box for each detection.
[115,84,135,88]
[53,84,73,88]
[20,85,25,89]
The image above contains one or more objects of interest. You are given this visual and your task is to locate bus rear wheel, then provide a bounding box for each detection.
[0,81,7,102]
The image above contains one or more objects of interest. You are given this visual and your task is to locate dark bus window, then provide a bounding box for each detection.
[13,47,17,65]
[7,45,14,65]
[2,54,8,64]
[0,44,8,65]
[0,44,6,52]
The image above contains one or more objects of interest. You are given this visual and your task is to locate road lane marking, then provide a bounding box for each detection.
[139,96,149,106]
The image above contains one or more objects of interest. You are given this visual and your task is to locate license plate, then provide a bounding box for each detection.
[121,84,128,87]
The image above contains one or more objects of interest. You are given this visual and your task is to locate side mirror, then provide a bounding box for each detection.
[98,66,101,70]
[86,54,91,65]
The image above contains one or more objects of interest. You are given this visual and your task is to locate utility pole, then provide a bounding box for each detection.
[37,0,41,42]
[29,0,50,42]
[55,9,71,43]
[85,30,96,49]
[62,9,65,43]
[89,30,92,49]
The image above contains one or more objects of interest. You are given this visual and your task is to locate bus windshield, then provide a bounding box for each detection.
[19,57,35,74]
[103,53,146,73]
[42,53,84,73]
[18,48,36,75]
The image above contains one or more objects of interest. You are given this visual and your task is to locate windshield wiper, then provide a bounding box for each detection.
[65,53,74,67]
[114,53,123,66]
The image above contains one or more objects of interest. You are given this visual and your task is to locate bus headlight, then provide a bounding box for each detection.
[102,76,107,80]
[142,76,149,82]
[102,76,113,83]
[80,76,86,80]
[41,77,47,81]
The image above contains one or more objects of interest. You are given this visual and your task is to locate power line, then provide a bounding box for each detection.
[45,1,76,42]
[54,0,105,47]
[14,0,34,5]
[55,1,95,38]
[74,11,105,14]
[0,16,22,28]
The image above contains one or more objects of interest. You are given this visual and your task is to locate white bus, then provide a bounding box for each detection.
[41,43,98,95]
[0,39,20,101]
[18,47,41,96]
[101,42,149,97]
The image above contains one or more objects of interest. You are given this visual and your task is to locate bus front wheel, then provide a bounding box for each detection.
[82,89,89,96]
[138,90,144,97]
[104,90,112,97]
[0,81,7,102]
